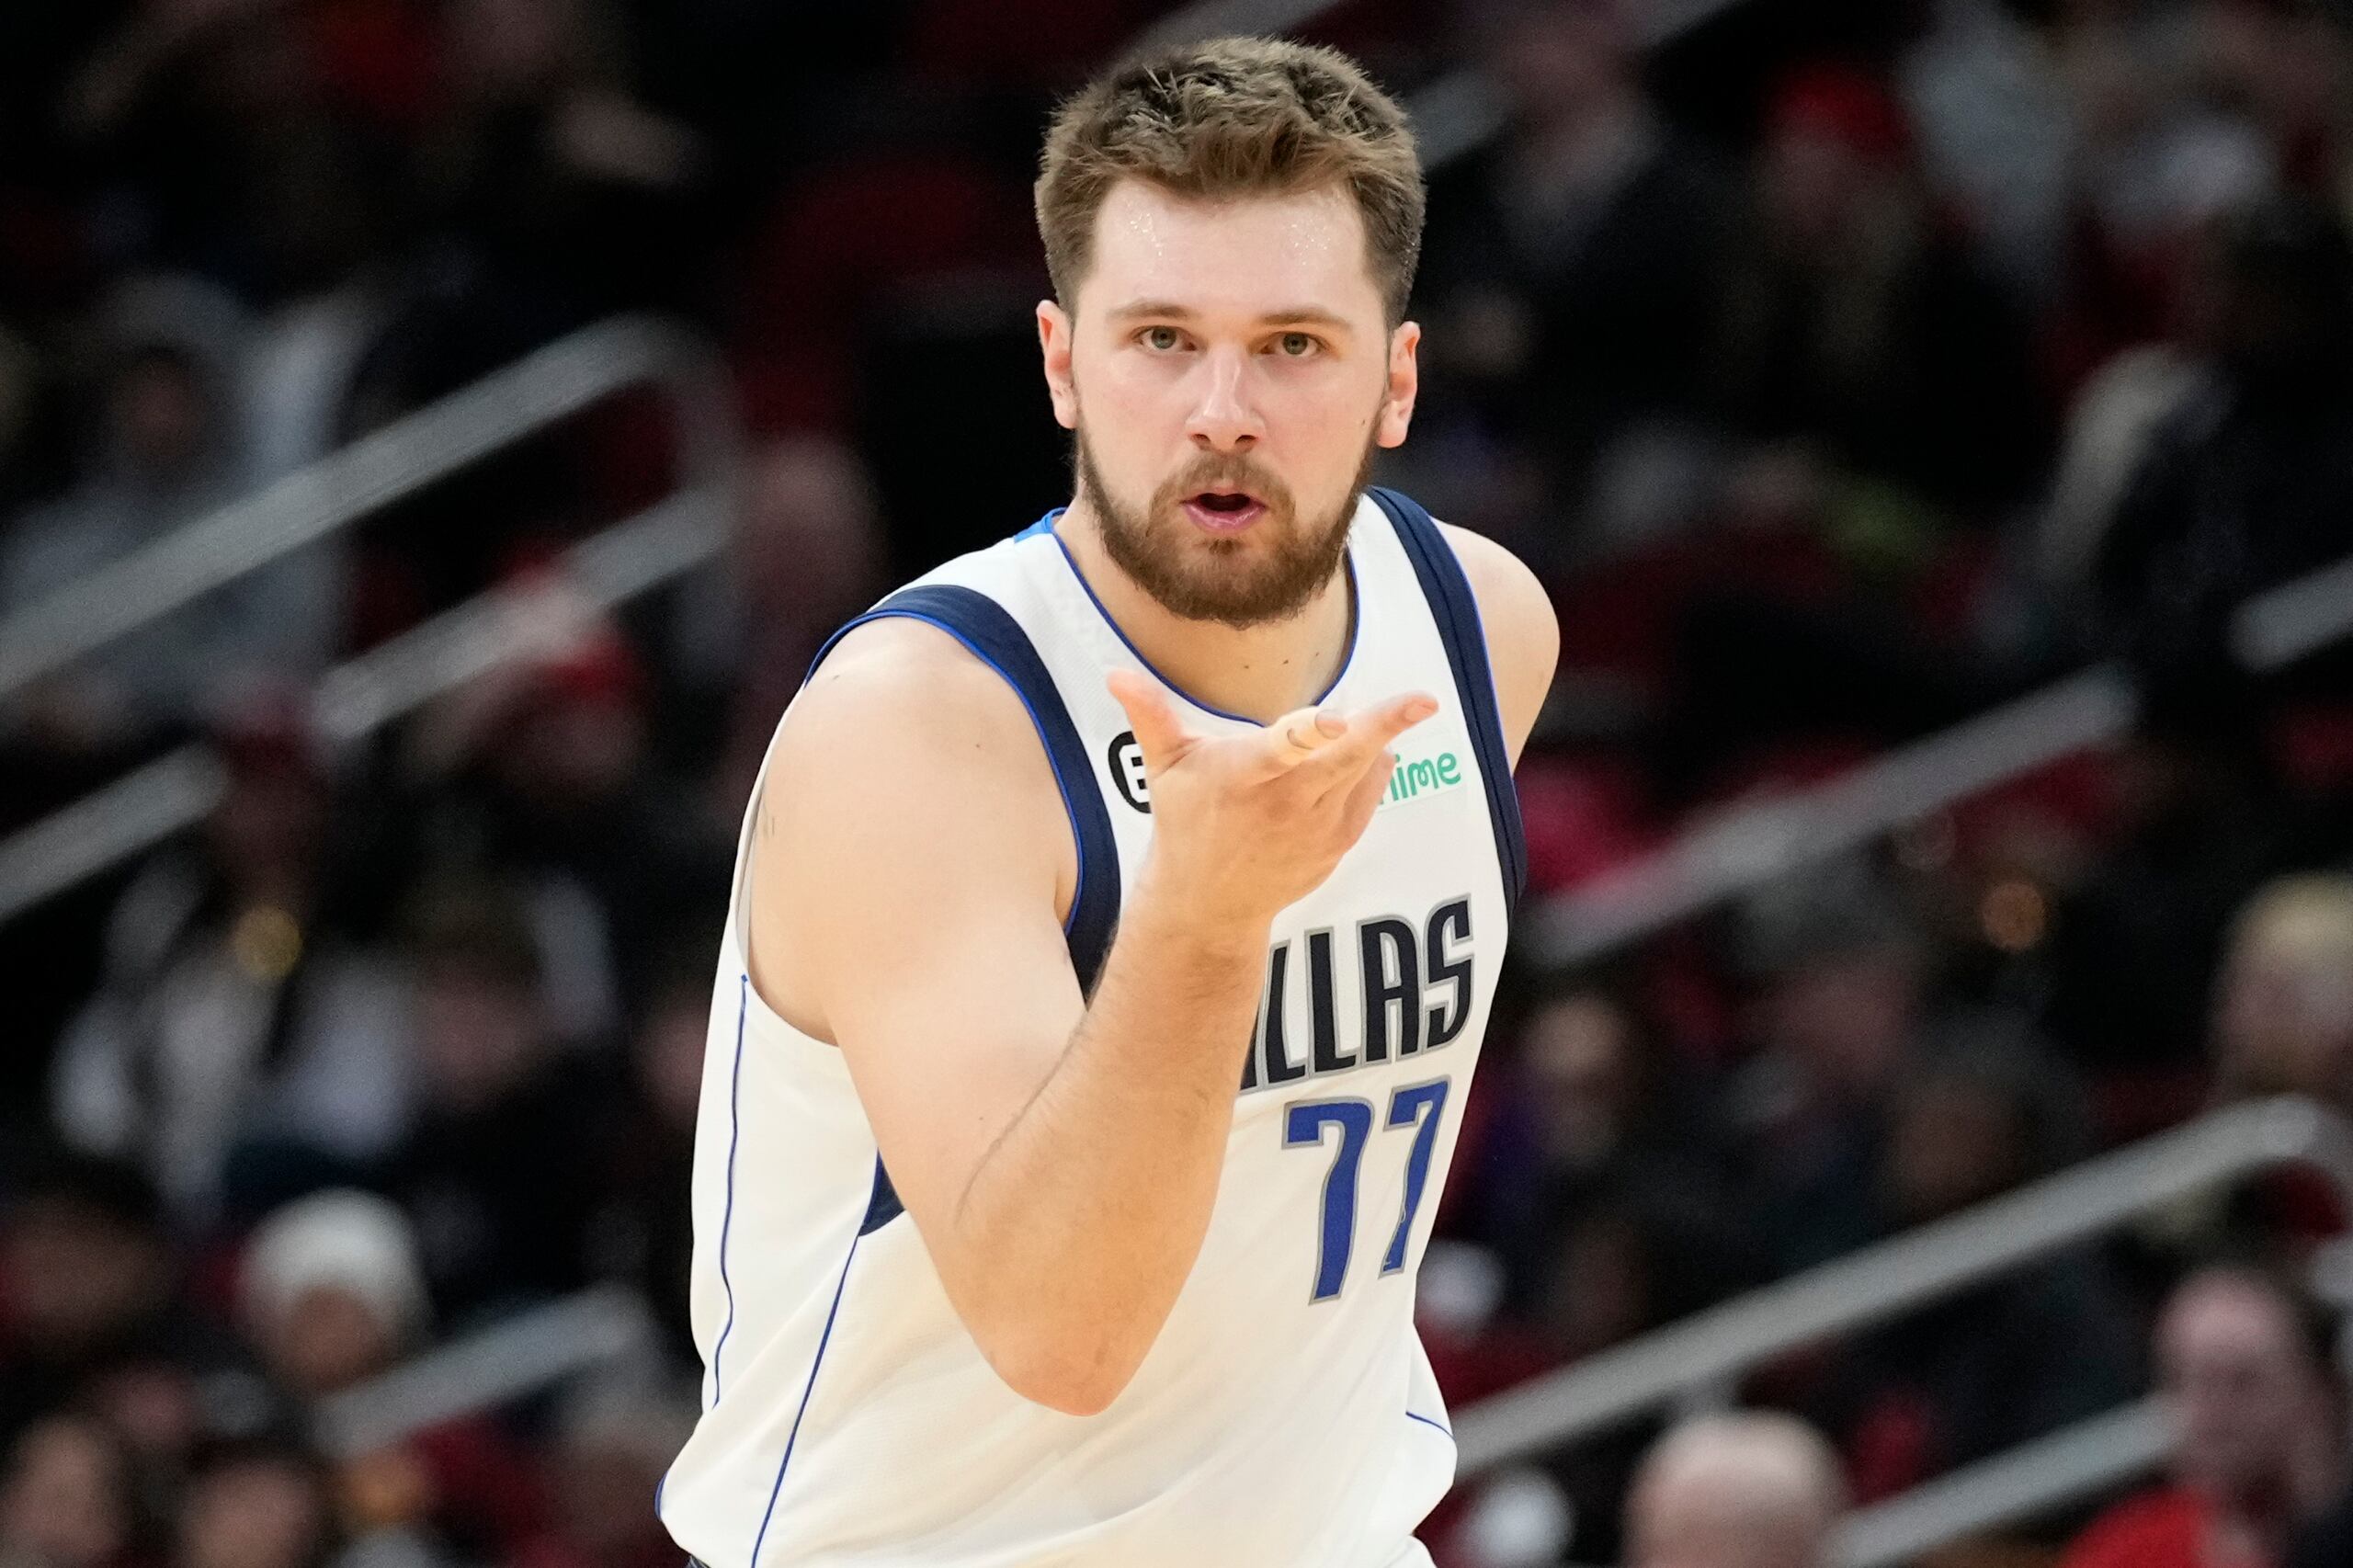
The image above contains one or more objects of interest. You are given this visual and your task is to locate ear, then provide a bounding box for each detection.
[1038,301,1079,431]
[1375,319,1420,449]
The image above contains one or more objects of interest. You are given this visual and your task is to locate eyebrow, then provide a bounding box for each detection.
[1105,301,1356,333]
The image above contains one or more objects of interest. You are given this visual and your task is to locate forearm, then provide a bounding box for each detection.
[947,868,1269,1410]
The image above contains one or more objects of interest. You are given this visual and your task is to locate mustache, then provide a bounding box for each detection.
[1154,456,1293,509]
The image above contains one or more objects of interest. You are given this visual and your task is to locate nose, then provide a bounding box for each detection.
[1185,346,1263,452]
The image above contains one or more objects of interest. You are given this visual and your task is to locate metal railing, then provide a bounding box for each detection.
[1446,1096,2353,1564]
[0,315,731,701]
[0,489,730,924]
[0,317,740,925]
[1526,544,2353,971]
[315,1286,658,1459]
[1835,1399,2166,1568]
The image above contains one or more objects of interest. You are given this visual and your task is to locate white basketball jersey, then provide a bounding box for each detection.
[659,488,1527,1568]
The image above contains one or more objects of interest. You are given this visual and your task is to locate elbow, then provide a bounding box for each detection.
[983,1334,1140,1418]
[1011,1370,1125,1420]
[944,1254,1176,1416]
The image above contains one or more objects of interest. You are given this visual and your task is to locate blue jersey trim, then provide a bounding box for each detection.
[746,1227,864,1566]
[1013,506,1065,541]
[1368,486,1529,910]
[1042,522,1361,725]
[858,1156,904,1235]
[707,974,750,1403]
[1405,1410,1455,1440]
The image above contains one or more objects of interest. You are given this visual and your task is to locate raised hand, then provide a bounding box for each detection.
[1108,670,1438,929]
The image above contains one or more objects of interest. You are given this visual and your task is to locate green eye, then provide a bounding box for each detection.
[1279,332,1317,357]
[1142,326,1182,351]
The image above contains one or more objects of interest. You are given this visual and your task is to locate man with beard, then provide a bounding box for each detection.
[659,36,1557,1568]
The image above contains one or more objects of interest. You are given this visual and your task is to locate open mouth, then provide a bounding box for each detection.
[1181,489,1267,533]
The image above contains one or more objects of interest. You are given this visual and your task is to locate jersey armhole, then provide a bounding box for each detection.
[1366,487,1529,911]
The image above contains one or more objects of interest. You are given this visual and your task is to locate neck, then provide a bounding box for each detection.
[1054,494,1356,724]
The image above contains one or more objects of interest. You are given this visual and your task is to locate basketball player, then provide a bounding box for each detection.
[660,35,1558,1567]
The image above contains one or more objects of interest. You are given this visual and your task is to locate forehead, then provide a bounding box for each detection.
[2161,1284,2296,1364]
[1080,178,1381,322]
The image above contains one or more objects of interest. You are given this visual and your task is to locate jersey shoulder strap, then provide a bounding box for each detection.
[1365,486,1529,909]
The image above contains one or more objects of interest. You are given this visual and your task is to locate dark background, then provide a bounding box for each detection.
[6,3,2353,1566]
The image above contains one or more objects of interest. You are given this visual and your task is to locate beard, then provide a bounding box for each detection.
[1073,427,1378,630]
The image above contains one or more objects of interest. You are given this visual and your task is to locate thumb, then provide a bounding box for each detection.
[1107,670,1192,773]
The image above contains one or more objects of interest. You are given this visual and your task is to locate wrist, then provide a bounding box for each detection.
[1129,858,1272,960]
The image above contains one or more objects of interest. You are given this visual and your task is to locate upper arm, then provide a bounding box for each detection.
[745,619,1083,1266]
[1439,522,1559,764]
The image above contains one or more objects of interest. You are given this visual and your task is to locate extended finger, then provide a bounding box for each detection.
[1297,691,1439,783]
[1107,670,1194,773]
[1256,703,1351,769]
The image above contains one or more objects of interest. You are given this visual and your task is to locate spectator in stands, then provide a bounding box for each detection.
[0,277,340,744]
[2040,718,2317,1087]
[1816,1025,2139,1499]
[2096,198,2353,701]
[1412,0,1732,557]
[2212,874,2353,1118]
[420,0,706,318]
[1711,62,2044,513]
[172,1437,340,1568]
[233,108,404,489]
[2063,1266,2345,1568]
[2030,0,2282,393]
[1895,0,2077,308]
[1623,1411,1845,1568]
[0,1412,142,1568]
[1461,978,1746,1317]
[1877,1017,2095,1230]
[49,699,414,1225]
[384,880,619,1323]
[236,1187,545,1567]
[0,1155,228,1456]
[406,608,729,1041]
[58,0,402,282]
[1723,863,1927,1275]
[237,1188,426,1403]
[1420,1146,1741,1566]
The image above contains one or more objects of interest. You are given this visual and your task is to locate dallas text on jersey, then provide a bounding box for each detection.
[1237,897,1474,1095]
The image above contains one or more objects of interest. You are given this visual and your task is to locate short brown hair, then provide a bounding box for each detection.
[1035,36,1426,323]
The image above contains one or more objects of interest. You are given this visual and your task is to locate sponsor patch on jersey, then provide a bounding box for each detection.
[1377,749,1466,810]
[1107,730,1152,812]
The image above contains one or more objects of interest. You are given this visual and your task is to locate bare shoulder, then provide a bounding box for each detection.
[756,617,1055,846]
[784,615,1044,767]
[1437,521,1558,762]
[747,615,1074,1032]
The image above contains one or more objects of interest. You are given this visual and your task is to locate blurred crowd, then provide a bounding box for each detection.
[6,3,2353,1567]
